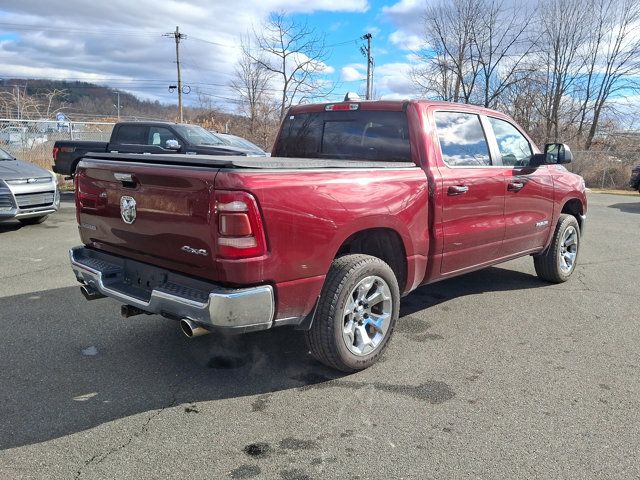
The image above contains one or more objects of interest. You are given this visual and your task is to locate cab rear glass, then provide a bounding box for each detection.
[273,110,411,162]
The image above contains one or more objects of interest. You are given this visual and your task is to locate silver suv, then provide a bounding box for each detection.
[0,147,60,225]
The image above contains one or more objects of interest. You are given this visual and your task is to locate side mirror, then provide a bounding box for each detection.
[530,143,573,167]
[165,139,180,151]
[544,143,572,164]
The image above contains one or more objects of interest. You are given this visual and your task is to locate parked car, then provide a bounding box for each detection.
[52,122,257,177]
[0,147,60,225]
[630,164,640,192]
[69,99,586,372]
[216,132,267,156]
[0,126,48,148]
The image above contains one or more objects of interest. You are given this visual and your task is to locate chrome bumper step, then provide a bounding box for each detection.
[70,246,275,332]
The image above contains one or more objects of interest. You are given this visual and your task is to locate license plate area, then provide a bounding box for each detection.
[123,266,168,292]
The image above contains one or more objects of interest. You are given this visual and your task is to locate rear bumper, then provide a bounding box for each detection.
[69,246,275,332]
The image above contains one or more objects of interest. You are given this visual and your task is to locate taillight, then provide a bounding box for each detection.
[74,174,81,224]
[215,191,267,259]
[52,146,59,161]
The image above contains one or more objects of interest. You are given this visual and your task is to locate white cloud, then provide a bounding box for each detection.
[381,0,422,15]
[388,30,425,51]
[380,0,426,56]
[0,0,361,109]
[373,62,417,99]
[341,64,366,81]
[266,0,369,13]
[365,26,381,36]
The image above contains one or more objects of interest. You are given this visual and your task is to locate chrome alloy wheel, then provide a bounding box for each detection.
[559,225,578,273]
[342,275,392,356]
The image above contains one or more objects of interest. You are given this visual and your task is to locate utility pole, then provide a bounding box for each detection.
[114,91,121,120]
[164,26,186,122]
[15,85,20,120]
[360,33,373,100]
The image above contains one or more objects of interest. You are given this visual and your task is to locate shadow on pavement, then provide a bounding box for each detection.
[0,221,22,233]
[608,201,640,214]
[0,286,343,451]
[1,266,544,450]
[400,266,545,317]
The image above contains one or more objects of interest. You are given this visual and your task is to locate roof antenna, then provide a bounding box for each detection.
[344,92,361,101]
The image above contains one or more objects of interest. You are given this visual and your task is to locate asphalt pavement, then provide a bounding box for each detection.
[0,192,638,479]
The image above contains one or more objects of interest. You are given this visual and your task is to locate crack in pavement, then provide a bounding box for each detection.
[0,264,67,281]
[74,394,177,479]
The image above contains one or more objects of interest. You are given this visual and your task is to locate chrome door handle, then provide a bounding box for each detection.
[508,181,525,192]
[448,185,469,195]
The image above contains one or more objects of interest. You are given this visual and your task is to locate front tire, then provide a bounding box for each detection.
[305,254,400,372]
[18,215,48,225]
[533,214,580,283]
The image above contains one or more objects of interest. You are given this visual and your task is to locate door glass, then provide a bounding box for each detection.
[148,127,176,147]
[114,125,147,144]
[434,112,491,167]
[488,117,532,167]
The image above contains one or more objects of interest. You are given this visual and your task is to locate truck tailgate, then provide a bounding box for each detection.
[76,160,221,278]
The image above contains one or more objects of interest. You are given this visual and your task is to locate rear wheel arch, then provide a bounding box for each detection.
[334,228,408,293]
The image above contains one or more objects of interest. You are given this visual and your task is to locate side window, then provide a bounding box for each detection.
[434,112,491,167]
[114,125,147,145]
[488,117,532,167]
[147,127,176,147]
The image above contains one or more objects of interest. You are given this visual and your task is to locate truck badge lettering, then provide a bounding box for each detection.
[120,196,137,224]
[181,246,208,256]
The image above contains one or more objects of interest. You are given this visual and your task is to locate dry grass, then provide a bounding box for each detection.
[588,188,638,196]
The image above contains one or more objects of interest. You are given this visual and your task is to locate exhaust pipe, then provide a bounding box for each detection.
[80,284,105,301]
[180,318,210,338]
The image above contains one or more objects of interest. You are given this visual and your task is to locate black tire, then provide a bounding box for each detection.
[18,215,48,225]
[533,214,580,283]
[305,254,400,372]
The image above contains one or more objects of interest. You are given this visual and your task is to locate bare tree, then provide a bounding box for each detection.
[0,86,67,119]
[250,12,332,119]
[575,0,640,149]
[413,0,535,107]
[230,38,275,132]
[413,0,483,102]
[472,0,537,108]
[536,0,591,142]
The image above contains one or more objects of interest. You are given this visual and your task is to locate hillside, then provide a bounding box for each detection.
[0,78,177,121]
[0,78,278,150]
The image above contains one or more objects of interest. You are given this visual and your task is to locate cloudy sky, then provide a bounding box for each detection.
[0,0,427,110]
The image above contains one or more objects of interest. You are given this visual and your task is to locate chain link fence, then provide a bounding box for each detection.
[0,118,114,171]
[569,150,639,190]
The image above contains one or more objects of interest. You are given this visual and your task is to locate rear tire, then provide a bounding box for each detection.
[18,215,48,225]
[533,214,580,283]
[305,254,400,372]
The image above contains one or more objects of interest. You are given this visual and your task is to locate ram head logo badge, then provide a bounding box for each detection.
[120,196,137,224]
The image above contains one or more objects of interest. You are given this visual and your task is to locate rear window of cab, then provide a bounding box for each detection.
[273,110,411,162]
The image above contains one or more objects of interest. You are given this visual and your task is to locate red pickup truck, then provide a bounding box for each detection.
[70,100,586,372]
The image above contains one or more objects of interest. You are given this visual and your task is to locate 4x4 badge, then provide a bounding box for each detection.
[120,196,137,224]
